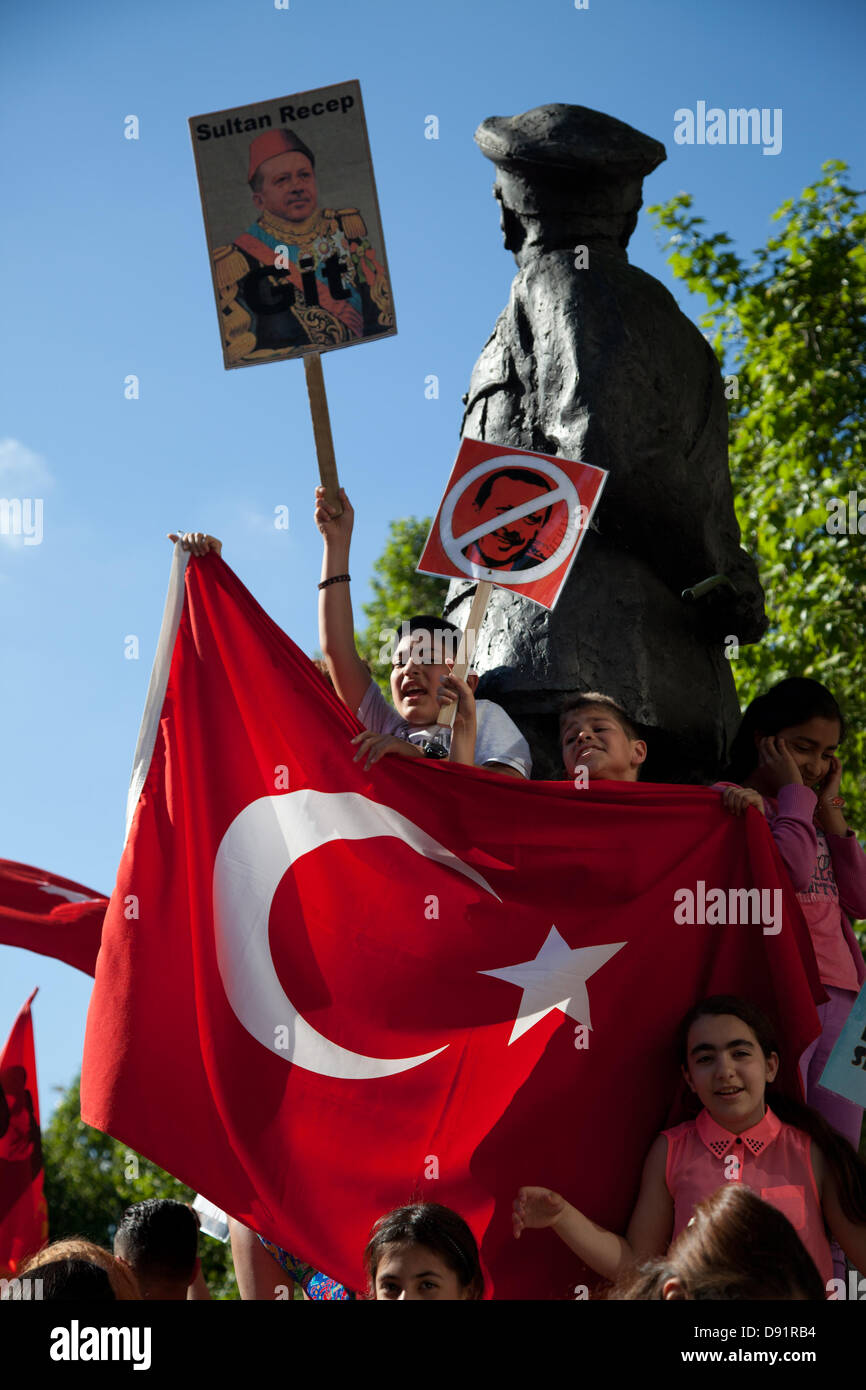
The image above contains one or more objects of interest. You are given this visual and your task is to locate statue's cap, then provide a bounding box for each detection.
[248,129,315,182]
[475,104,665,183]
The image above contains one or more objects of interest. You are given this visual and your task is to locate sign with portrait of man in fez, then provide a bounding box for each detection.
[189,81,396,368]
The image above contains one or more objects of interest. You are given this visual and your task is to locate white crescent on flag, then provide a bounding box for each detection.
[212,789,500,1081]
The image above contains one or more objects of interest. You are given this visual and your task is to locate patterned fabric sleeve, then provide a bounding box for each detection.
[258,1235,355,1300]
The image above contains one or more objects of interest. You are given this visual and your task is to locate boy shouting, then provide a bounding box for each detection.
[560,693,647,783]
[316,486,530,777]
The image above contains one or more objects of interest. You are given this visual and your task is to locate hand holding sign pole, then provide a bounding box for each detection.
[419,439,608,729]
[435,580,493,731]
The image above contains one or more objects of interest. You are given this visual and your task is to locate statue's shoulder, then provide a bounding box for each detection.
[461,311,529,436]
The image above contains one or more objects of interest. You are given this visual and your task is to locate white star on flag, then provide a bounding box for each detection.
[480,925,626,1045]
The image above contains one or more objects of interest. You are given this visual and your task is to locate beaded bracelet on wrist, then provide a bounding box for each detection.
[318,574,350,590]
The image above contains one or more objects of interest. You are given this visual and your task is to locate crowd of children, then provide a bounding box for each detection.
[6,1199,485,1302]
[154,496,866,1301]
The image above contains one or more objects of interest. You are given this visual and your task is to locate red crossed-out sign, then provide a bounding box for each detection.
[417,439,607,610]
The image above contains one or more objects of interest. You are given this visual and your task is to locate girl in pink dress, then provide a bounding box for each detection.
[718,678,865,1154]
[513,996,866,1297]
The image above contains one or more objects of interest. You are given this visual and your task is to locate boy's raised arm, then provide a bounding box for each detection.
[315,486,373,715]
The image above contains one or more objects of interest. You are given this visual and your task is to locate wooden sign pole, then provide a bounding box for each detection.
[436,580,493,729]
[304,352,343,517]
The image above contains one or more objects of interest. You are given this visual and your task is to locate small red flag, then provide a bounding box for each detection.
[0,990,48,1276]
[0,860,107,976]
[81,553,822,1298]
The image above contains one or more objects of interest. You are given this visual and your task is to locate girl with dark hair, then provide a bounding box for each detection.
[611,1185,826,1301]
[513,996,866,1297]
[231,1202,482,1301]
[715,678,866,1181]
[363,1202,484,1300]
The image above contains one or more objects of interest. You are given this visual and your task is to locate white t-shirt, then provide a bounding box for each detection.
[357,680,532,778]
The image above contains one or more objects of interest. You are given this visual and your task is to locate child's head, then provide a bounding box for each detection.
[19,1238,141,1301]
[725,677,845,787]
[677,995,779,1132]
[680,1000,866,1234]
[363,1202,484,1300]
[114,1198,199,1298]
[389,617,477,726]
[560,692,647,782]
[611,1185,826,1301]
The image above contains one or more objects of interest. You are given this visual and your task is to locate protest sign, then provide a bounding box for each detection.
[189,80,395,369]
[418,439,607,611]
[819,978,866,1108]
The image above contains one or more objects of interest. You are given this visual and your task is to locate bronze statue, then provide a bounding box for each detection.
[444,104,767,780]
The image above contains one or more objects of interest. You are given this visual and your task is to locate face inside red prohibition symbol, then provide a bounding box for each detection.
[461,469,557,571]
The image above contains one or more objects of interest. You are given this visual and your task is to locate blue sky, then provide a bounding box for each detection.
[1,0,863,1114]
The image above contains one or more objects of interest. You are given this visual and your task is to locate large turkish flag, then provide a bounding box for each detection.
[0,861,106,976]
[81,552,822,1299]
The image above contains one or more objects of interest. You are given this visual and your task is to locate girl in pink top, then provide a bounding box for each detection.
[718,678,866,1161]
[513,996,866,1297]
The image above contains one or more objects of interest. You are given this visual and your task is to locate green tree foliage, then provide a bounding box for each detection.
[42,1078,238,1299]
[650,162,866,879]
[357,517,450,694]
